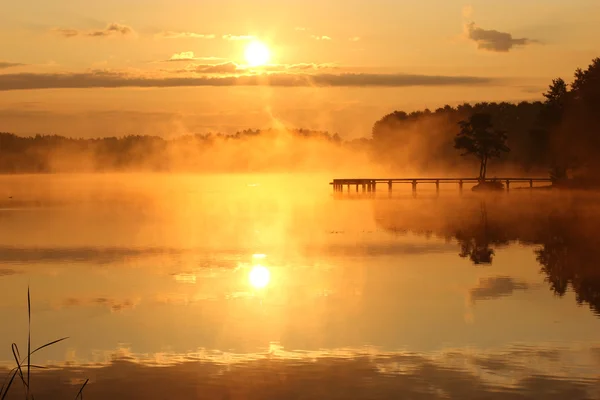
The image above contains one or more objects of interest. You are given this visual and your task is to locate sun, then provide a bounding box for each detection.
[249,265,271,289]
[245,41,271,67]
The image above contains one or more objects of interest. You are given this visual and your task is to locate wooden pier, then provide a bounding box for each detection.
[330,178,553,194]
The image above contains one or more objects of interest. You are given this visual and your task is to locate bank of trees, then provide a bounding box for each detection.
[372,57,600,180]
[0,129,342,173]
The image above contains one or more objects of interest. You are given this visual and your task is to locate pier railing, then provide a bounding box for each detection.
[330,178,553,193]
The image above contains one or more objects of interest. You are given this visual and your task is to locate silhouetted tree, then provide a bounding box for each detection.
[569,58,600,172]
[530,78,571,180]
[454,113,510,180]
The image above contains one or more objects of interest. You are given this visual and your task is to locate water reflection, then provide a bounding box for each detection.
[375,194,600,316]
[2,175,600,399]
[1,344,598,400]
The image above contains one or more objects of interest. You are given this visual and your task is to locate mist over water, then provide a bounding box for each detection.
[1,174,600,399]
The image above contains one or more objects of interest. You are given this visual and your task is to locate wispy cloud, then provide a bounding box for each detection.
[0,70,497,91]
[169,62,336,74]
[282,63,337,71]
[175,62,242,74]
[156,31,215,39]
[348,36,360,42]
[0,61,25,69]
[222,34,255,41]
[465,22,538,52]
[295,27,307,31]
[53,23,135,38]
[162,51,224,62]
[311,35,332,41]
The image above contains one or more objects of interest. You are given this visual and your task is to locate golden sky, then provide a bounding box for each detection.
[1,0,599,138]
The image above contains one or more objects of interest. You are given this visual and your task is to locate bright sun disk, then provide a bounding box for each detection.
[249,265,270,289]
[245,41,270,67]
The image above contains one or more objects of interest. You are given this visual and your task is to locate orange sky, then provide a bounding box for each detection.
[1,0,599,138]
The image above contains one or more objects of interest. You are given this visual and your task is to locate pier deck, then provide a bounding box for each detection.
[330,178,553,193]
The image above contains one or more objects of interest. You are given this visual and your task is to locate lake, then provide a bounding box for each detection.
[1,174,599,399]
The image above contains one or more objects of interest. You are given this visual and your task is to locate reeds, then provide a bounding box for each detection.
[0,287,88,399]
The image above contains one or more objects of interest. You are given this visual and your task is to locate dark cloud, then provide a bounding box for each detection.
[466,22,538,52]
[53,23,135,38]
[470,276,529,302]
[0,61,25,69]
[0,70,495,91]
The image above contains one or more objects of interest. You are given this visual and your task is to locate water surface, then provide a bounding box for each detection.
[0,174,599,399]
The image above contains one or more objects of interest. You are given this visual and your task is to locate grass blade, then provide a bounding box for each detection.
[11,343,27,391]
[0,368,18,397]
[74,378,89,400]
[29,337,69,357]
[1,369,18,400]
[27,286,31,399]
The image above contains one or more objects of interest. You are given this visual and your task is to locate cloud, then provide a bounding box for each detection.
[53,23,135,38]
[284,63,337,71]
[168,62,337,74]
[349,36,361,42]
[295,27,307,31]
[0,61,25,69]
[162,51,224,62]
[156,31,215,39]
[465,22,538,52]
[222,34,254,41]
[169,51,196,61]
[470,276,529,302]
[311,35,332,41]
[181,62,242,74]
[0,70,496,91]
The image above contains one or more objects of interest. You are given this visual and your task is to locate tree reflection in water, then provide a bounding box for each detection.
[535,210,600,315]
[374,195,600,316]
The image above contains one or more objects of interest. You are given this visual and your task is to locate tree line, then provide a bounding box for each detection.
[372,57,600,182]
[0,129,342,173]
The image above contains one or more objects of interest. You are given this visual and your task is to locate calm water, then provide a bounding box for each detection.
[1,174,599,399]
